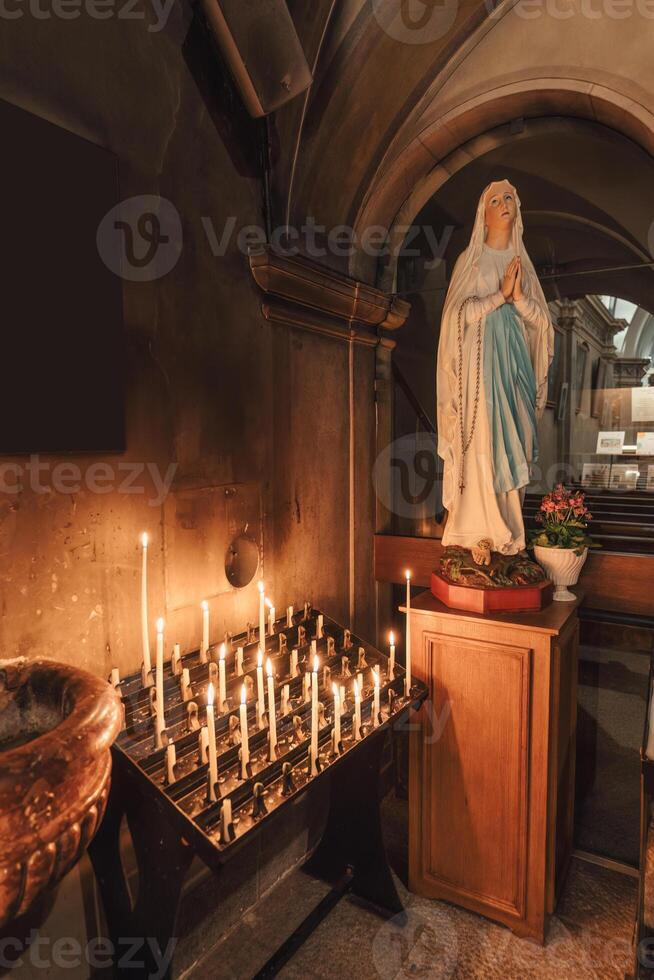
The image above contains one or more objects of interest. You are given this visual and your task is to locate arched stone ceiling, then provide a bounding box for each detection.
[275,2,654,287]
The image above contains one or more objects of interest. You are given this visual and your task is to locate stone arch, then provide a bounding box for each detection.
[350,79,654,289]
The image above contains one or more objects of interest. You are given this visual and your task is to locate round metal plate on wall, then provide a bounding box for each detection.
[225,534,260,588]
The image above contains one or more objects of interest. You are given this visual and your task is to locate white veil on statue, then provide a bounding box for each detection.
[436,179,554,518]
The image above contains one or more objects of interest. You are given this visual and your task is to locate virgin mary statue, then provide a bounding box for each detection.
[437,180,554,556]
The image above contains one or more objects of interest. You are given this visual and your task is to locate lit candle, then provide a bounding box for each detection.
[206,684,218,802]
[236,646,244,676]
[353,679,362,741]
[310,655,319,775]
[332,683,341,752]
[200,600,209,664]
[239,684,250,778]
[281,683,290,716]
[155,618,165,747]
[286,605,294,628]
[266,598,275,636]
[389,631,395,680]
[373,667,380,728]
[405,570,412,696]
[140,533,151,681]
[256,649,265,729]
[266,658,277,760]
[258,580,266,648]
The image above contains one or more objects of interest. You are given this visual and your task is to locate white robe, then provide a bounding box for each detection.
[441,244,551,555]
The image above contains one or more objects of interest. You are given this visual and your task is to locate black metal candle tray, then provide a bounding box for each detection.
[112,605,427,868]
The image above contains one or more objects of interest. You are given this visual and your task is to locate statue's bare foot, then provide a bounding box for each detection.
[471,538,493,566]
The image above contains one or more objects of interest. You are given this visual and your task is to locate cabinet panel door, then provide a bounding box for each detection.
[422,632,531,917]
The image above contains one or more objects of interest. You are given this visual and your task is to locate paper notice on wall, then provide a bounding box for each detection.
[637,432,654,455]
[632,387,654,422]
[596,431,625,455]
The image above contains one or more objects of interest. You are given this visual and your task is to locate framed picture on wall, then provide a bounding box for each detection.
[556,381,569,422]
[596,431,625,454]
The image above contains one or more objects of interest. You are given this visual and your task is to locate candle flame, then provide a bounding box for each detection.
[241,684,247,704]
[208,682,214,707]
[265,597,273,610]
[257,648,263,668]
[258,580,265,594]
[389,630,395,646]
[156,617,164,634]
[405,569,411,581]
[201,599,209,612]
[141,531,149,547]
[313,655,319,673]
[266,658,273,678]
[219,642,225,661]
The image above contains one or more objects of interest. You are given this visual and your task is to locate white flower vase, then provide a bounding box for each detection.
[533,545,588,602]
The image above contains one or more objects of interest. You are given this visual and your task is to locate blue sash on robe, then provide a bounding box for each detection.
[484,304,538,493]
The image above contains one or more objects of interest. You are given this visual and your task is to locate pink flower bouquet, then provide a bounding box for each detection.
[529,485,597,555]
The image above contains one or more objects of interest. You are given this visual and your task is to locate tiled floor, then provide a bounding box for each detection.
[187,800,638,980]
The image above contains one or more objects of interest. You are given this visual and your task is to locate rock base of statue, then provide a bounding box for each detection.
[432,546,553,613]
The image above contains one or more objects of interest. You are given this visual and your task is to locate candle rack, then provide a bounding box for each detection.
[89,606,427,979]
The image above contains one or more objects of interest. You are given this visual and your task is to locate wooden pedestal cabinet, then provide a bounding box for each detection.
[407,590,580,943]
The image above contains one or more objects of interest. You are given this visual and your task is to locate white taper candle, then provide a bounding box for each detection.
[256,649,265,729]
[311,655,319,774]
[140,533,151,676]
[405,570,412,695]
[200,600,209,664]
[206,684,218,801]
[353,679,361,741]
[258,580,266,649]
[218,643,227,712]
[332,683,341,750]
[155,617,165,745]
[266,658,277,760]
[239,684,250,778]
[373,667,380,728]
